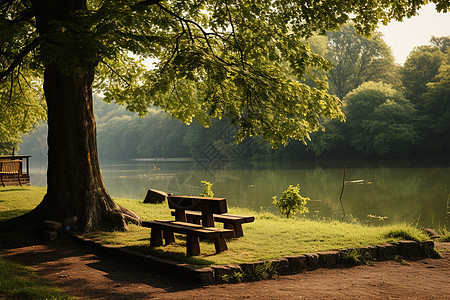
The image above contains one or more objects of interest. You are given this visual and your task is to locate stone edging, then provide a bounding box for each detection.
[70,235,435,285]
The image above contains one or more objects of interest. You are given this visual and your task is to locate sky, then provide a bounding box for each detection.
[378,4,450,65]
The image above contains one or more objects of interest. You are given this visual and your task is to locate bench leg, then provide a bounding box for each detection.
[0,174,4,187]
[186,235,200,256]
[17,173,21,186]
[163,231,175,245]
[150,228,163,247]
[214,237,228,253]
[224,223,244,238]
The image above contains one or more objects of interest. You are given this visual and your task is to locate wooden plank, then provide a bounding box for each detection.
[143,189,169,204]
[171,211,255,224]
[167,195,228,214]
[142,220,233,239]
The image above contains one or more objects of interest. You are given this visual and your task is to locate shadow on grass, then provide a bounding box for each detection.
[2,235,199,297]
[0,209,31,223]
[0,188,31,193]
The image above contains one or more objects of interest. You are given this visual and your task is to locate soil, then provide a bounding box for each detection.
[2,238,449,299]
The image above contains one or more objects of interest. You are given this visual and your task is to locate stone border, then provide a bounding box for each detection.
[71,235,435,285]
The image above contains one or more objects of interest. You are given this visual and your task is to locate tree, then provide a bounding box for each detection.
[421,51,450,152]
[1,0,448,232]
[326,23,398,100]
[431,35,450,53]
[0,65,46,154]
[344,82,418,156]
[400,45,445,106]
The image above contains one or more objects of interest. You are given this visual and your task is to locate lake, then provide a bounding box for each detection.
[29,158,449,229]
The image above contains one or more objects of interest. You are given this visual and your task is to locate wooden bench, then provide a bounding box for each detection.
[142,195,235,256]
[170,210,254,237]
[0,160,22,187]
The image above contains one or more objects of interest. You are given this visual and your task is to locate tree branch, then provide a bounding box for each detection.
[0,38,39,82]
[224,0,245,68]
[155,3,226,64]
[101,61,131,86]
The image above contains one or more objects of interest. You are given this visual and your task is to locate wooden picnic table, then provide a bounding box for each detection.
[142,195,233,256]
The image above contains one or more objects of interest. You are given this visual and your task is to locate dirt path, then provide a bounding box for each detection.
[2,239,450,299]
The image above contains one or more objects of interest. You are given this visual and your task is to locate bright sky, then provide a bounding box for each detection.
[378,4,450,65]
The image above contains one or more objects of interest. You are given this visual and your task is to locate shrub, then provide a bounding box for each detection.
[272,184,309,218]
[199,180,214,197]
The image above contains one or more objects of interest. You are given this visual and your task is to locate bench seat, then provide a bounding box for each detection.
[171,210,254,237]
[0,160,22,187]
[142,220,234,256]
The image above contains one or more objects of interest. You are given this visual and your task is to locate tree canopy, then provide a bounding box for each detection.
[2,1,449,146]
[344,81,418,156]
[326,23,397,100]
[401,45,445,105]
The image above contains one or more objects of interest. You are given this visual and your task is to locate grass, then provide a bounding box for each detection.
[0,255,71,299]
[1,186,430,267]
[0,186,46,221]
[439,229,450,242]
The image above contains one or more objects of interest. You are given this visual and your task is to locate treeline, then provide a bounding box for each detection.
[19,24,450,160]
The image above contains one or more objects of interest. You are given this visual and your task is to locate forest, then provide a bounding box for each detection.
[17,25,450,161]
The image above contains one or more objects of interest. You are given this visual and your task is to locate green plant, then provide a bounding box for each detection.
[200,181,214,197]
[394,255,412,266]
[222,271,245,283]
[272,185,309,218]
[223,261,276,283]
[420,243,442,258]
[342,249,374,265]
[439,229,450,242]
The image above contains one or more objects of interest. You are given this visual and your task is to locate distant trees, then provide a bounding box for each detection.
[400,45,445,105]
[326,24,398,100]
[344,82,418,156]
[421,51,450,153]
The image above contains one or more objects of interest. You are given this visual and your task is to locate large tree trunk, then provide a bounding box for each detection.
[1,0,141,232]
[36,63,141,231]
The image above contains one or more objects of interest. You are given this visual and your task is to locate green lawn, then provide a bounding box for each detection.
[1,186,428,266]
[0,256,72,299]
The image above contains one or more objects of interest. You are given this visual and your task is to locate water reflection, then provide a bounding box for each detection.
[30,159,449,228]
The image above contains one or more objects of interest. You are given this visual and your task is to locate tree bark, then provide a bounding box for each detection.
[2,0,141,232]
[38,63,141,231]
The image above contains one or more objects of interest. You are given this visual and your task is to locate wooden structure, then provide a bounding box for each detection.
[0,155,31,186]
[142,195,236,256]
[170,210,254,238]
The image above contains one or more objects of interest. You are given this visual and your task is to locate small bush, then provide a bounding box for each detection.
[222,261,276,283]
[199,180,214,197]
[438,229,450,242]
[272,185,309,218]
[222,271,245,283]
[342,249,374,265]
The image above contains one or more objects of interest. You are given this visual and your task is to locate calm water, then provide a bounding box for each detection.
[30,159,449,228]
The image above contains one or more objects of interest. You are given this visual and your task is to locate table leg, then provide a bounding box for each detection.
[214,237,228,253]
[163,231,175,245]
[150,228,163,247]
[186,235,200,256]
